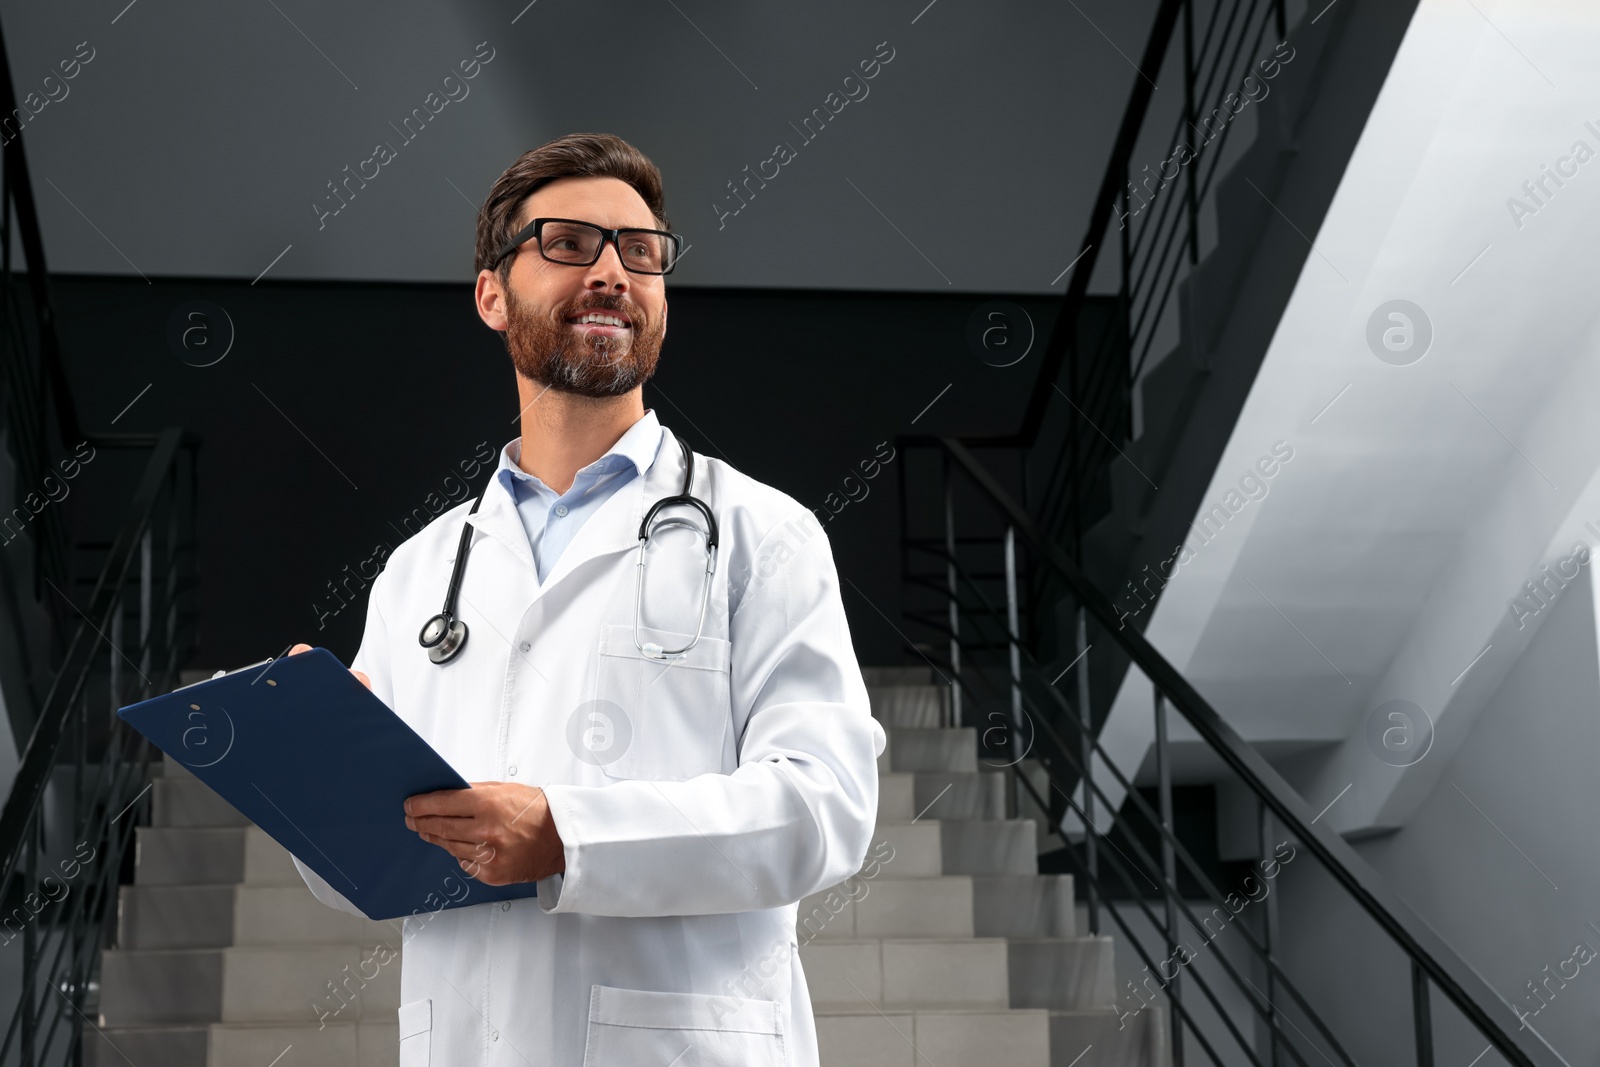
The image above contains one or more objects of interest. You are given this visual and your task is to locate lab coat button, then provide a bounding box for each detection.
[501,902,510,912]
[508,765,518,775]
[492,1029,500,1040]
[519,642,530,652]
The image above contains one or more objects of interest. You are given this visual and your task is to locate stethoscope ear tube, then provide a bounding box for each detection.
[419,489,486,664]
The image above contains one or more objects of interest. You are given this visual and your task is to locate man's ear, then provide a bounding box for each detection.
[475,269,509,332]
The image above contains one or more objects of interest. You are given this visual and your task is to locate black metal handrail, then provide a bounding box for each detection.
[0,428,198,1067]
[916,541,1356,1067]
[897,433,1560,1067]
[0,13,202,1063]
[946,0,1314,592]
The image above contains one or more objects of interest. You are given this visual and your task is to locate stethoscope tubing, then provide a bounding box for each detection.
[419,435,716,665]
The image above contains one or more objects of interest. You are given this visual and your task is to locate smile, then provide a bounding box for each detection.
[566,312,631,329]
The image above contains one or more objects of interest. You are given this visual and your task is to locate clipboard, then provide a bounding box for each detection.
[117,646,537,920]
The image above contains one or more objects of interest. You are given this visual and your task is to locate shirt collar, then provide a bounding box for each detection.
[493,408,664,499]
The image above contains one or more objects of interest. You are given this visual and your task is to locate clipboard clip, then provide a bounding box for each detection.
[173,657,276,692]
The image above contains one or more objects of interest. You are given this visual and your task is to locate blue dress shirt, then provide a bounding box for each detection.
[492,409,664,584]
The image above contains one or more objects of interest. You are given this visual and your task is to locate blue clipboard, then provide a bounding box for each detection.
[117,646,537,920]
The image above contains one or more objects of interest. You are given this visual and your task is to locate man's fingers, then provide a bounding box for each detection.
[290,642,371,688]
[419,833,493,864]
[404,788,478,818]
[408,815,481,843]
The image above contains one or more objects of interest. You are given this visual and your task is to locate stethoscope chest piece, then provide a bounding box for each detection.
[419,612,469,664]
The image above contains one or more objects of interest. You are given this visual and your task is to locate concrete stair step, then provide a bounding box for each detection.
[158,753,199,778]
[879,772,915,822]
[134,826,303,887]
[860,666,937,687]
[973,875,1076,939]
[1049,1006,1169,1067]
[888,727,977,773]
[117,885,233,950]
[802,936,1120,1015]
[869,822,943,878]
[801,938,1010,1010]
[85,1021,398,1067]
[118,884,395,949]
[914,771,1007,820]
[940,820,1038,876]
[815,1008,1050,1067]
[800,876,974,941]
[152,776,249,829]
[1008,937,1118,1012]
[868,684,949,728]
[99,944,399,1026]
[84,1025,208,1067]
[869,820,1037,878]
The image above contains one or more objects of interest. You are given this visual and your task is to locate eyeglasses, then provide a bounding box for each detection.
[492,217,682,275]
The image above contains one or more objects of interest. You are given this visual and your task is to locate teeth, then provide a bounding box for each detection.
[575,313,626,327]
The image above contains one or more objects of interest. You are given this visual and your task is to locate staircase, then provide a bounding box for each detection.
[84,665,1166,1066]
[806,666,1167,1067]
[90,746,400,1065]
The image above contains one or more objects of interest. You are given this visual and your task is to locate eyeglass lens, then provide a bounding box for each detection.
[539,221,675,274]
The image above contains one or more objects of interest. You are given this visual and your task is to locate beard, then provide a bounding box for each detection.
[503,285,664,398]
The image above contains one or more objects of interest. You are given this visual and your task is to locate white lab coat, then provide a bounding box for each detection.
[294,425,885,1067]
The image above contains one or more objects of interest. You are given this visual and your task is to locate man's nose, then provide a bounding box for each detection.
[584,241,630,292]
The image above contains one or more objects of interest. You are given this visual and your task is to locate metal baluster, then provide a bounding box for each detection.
[943,450,961,728]
[1412,960,1434,1067]
[1076,604,1097,935]
[1183,0,1200,268]
[109,599,122,720]
[1262,801,1281,1067]
[1003,524,1022,797]
[139,525,152,688]
[21,814,36,1065]
[1156,688,1183,1067]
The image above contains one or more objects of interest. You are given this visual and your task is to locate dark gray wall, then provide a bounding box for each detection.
[0,0,1160,293]
[50,273,1062,671]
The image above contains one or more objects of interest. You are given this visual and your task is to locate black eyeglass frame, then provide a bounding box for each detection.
[492,217,683,276]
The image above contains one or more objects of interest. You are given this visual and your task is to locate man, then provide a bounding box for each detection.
[291,132,885,1066]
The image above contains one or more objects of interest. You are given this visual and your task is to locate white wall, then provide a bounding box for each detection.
[1275,562,1600,1066]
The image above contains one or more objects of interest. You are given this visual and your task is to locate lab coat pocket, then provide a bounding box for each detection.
[593,622,731,782]
[581,984,786,1067]
[398,998,431,1067]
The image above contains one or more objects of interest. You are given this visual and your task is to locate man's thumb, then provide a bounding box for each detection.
[290,643,370,690]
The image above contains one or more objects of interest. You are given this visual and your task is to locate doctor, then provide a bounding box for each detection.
[288,131,885,1066]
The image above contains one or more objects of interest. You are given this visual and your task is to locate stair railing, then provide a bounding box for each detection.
[0,428,198,1067]
[951,0,1314,611]
[897,434,1563,1067]
[0,10,202,1063]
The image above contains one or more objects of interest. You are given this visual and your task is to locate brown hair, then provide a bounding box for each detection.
[474,133,670,281]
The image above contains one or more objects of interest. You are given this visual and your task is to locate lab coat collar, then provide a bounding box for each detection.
[493,408,664,497]
[462,421,681,595]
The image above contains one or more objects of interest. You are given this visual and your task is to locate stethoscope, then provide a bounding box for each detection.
[418,435,719,665]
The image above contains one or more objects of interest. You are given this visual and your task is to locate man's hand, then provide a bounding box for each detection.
[289,642,370,691]
[404,782,566,886]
